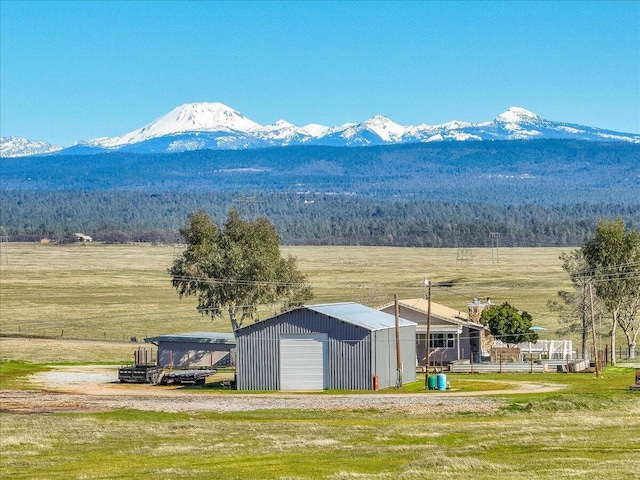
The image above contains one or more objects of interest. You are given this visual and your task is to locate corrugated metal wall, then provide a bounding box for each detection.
[400,325,417,383]
[237,308,416,390]
[236,309,373,390]
[372,326,417,389]
[373,328,391,388]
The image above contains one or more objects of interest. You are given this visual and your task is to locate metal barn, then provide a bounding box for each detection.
[235,303,416,391]
[144,332,236,368]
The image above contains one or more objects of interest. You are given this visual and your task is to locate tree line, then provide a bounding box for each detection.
[1,190,639,247]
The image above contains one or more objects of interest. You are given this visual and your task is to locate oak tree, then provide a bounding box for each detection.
[169,209,313,331]
[480,302,539,347]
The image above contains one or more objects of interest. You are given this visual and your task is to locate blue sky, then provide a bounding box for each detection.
[1,1,639,146]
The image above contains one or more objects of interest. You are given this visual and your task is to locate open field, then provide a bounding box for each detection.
[1,243,639,479]
[1,362,639,479]
[0,242,572,353]
[0,337,143,364]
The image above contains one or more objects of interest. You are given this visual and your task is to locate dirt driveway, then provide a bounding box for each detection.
[0,365,566,415]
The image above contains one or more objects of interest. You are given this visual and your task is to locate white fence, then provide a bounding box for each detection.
[495,339,575,360]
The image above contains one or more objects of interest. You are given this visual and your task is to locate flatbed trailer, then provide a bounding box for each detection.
[118,365,163,384]
[160,369,217,386]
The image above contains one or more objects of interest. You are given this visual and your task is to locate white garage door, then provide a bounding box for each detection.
[279,333,328,391]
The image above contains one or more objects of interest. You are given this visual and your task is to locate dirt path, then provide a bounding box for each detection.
[0,365,566,415]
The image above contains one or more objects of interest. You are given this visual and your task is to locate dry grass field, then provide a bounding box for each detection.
[0,242,572,360]
[2,242,640,479]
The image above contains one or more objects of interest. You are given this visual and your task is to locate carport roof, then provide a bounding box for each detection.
[306,302,416,331]
[144,332,236,345]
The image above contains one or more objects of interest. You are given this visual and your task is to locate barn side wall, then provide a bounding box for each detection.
[236,309,372,390]
[400,325,417,383]
[373,325,416,389]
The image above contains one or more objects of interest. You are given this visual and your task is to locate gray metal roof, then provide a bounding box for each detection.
[306,302,416,331]
[144,332,236,345]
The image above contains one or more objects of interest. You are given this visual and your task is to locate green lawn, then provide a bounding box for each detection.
[1,368,639,479]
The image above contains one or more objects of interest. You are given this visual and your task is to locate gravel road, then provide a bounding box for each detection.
[0,365,565,415]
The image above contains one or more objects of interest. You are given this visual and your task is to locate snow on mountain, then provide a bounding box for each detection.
[94,102,261,148]
[297,123,327,138]
[0,136,62,158]
[495,107,540,124]
[253,120,309,144]
[3,104,639,157]
[359,115,408,142]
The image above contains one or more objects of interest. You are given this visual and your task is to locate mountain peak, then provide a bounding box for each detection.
[0,136,62,157]
[495,107,540,124]
[268,119,297,129]
[5,103,639,157]
[95,102,262,147]
[152,102,261,133]
[360,115,407,142]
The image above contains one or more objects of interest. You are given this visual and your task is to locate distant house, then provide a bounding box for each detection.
[235,303,416,391]
[379,298,489,365]
[74,233,93,242]
[144,332,236,368]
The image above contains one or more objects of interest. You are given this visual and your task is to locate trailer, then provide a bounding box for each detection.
[118,364,164,384]
[159,369,217,386]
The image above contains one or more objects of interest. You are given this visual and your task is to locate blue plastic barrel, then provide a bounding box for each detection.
[436,373,447,390]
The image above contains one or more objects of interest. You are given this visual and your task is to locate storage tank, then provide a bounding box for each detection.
[427,374,437,390]
[436,373,447,390]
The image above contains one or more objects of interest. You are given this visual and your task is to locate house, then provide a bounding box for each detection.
[379,298,488,366]
[144,332,236,368]
[235,303,417,391]
[74,233,93,242]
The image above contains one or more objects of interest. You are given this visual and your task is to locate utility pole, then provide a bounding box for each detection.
[233,195,262,219]
[394,294,402,388]
[0,235,8,265]
[489,232,500,264]
[589,282,600,378]
[424,279,432,389]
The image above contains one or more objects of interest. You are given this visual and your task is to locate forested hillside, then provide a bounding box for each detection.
[1,140,638,246]
[2,191,638,247]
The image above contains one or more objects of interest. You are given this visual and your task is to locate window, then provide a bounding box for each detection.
[430,333,455,349]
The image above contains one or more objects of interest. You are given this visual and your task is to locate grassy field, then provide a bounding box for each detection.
[1,365,639,479]
[1,242,639,479]
[0,242,572,351]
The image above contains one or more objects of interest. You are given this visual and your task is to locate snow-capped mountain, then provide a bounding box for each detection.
[0,136,62,158]
[2,104,639,157]
[91,102,262,148]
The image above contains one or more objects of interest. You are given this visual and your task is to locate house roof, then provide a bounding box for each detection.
[305,302,416,331]
[381,298,485,331]
[415,325,462,334]
[144,332,236,345]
